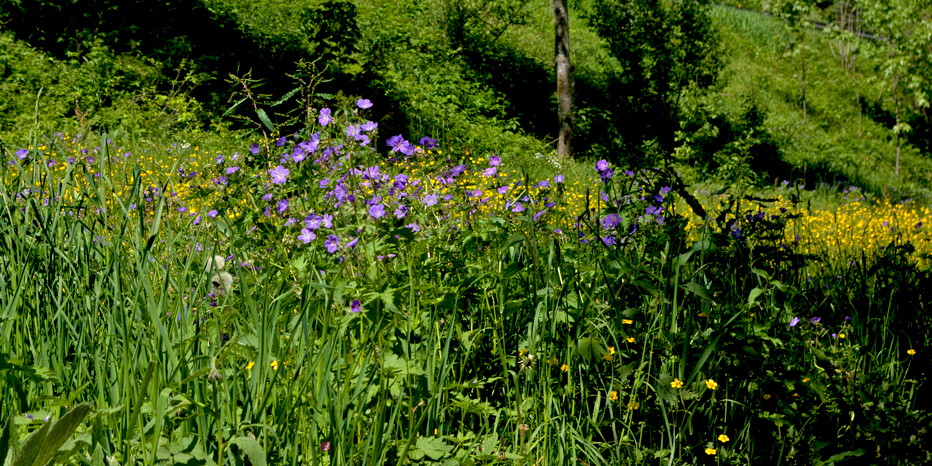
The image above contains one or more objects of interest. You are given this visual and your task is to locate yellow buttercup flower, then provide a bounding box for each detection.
[802,377,810,383]
[671,378,683,389]
[705,379,718,390]
[622,319,633,325]
[626,337,635,343]
[608,346,615,355]
[628,401,640,410]
[839,333,846,338]
[705,448,717,455]
[271,361,279,370]
[908,349,917,355]
[246,361,255,370]
[561,364,569,372]
[763,394,771,400]
[718,434,729,443]
[609,390,618,401]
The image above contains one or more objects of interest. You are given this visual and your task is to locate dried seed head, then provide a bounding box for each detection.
[208,365,223,382]
[211,271,234,297]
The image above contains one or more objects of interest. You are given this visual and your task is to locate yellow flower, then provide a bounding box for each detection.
[718,434,730,443]
[246,361,255,370]
[561,364,569,372]
[705,448,717,455]
[608,346,616,355]
[628,401,640,410]
[705,379,718,390]
[802,377,810,383]
[271,361,279,370]
[609,390,618,401]
[763,394,771,400]
[603,354,614,361]
[671,378,683,389]
[626,337,635,343]
[839,333,846,339]
[519,348,527,357]
[622,319,633,325]
[908,349,917,355]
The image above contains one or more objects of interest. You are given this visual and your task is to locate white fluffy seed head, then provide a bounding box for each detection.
[211,271,234,297]
[205,255,226,272]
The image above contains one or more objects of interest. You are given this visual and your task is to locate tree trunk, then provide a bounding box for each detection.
[554,0,574,160]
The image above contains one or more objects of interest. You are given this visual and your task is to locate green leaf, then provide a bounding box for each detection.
[410,436,453,461]
[270,87,301,107]
[683,281,712,301]
[819,449,865,465]
[31,403,93,466]
[227,436,266,466]
[256,109,275,132]
[10,419,51,466]
[0,415,13,466]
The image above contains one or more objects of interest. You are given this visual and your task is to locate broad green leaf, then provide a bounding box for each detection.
[227,436,266,466]
[256,109,275,132]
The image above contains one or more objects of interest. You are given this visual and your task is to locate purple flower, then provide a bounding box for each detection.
[346,237,359,249]
[419,137,438,149]
[345,125,360,139]
[394,204,408,218]
[351,300,361,312]
[406,223,420,232]
[250,144,260,155]
[660,186,671,195]
[423,194,439,206]
[596,159,610,172]
[483,167,498,178]
[276,136,287,147]
[511,202,525,213]
[193,215,201,225]
[321,441,330,452]
[602,236,616,246]
[554,174,565,183]
[319,108,332,126]
[325,235,339,254]
[497,186,509,195]
[790,317,800,327]
[208,210,219,218]
[321,214,333,228]
[270,165,290,184]
[215,154,224,164]
[262,193,274,202]
[534,210,546,222]
[387,135,414,155]
[292,148,306,163]
[277,199,289,214]
[226,166,239,174]
[306,214,322,229]
[599,168,614,182]
[298,228,316,244]
[16,149,28,159]
[601,214,620,230]
[537,180,550,188]
[357,99,373,109]
[810,317,821,324]
[369,203,385,219]
[489,155,501,166]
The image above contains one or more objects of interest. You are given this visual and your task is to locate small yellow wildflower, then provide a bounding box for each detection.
[718,434,729,443]
[622,319,633,325]
[839,333,846,339]
[609,391,618,401]
[705,379,718,390]
[561,364,569,372]
[246,361,255,370]
[608,346,616,355]
[626,337,635,343]
[705,448,717,455]
[908,349,917,355]
[628,401,640,410]
[802,377,810,383]
[671,378,683,389]
[763,394,771,400]
[519,348,527,357]
[271,361,279,370]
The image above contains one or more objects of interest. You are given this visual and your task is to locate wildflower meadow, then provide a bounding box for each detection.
[1,0,932,465]
[1,93,931,466]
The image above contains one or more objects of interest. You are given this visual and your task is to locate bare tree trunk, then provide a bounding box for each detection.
[554,0,574,160]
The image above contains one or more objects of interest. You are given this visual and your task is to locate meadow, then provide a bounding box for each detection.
[1,95,931,466]
[1,0,932,465]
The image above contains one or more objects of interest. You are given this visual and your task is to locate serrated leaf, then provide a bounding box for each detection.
[411,436,452,461]
[271,87,301,107]
[227,437,265,466]
[256,109,275,132]
[683,281,712,301]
